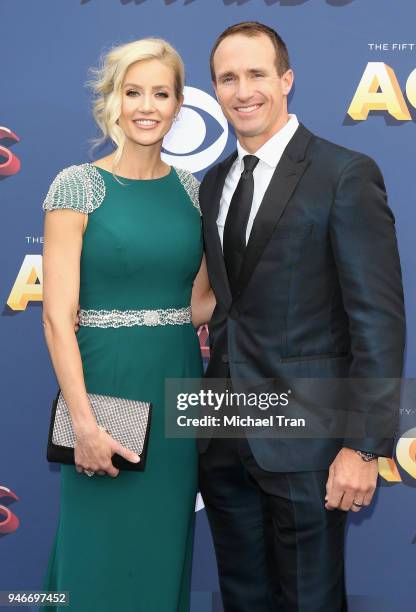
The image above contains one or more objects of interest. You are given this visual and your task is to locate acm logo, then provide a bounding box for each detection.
[0,126,20,177]
[348,62,416,120]
[0,486,19,535]
[378,427,416,484]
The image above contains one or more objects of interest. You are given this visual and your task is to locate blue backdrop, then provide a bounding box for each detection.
[1,1,415,610]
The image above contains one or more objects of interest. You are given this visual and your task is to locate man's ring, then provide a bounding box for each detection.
[83,469,95,477]
[352,500,363,507]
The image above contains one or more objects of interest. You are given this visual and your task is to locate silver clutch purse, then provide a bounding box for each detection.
[47,390,152,471]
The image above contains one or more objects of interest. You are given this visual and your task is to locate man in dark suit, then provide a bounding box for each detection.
[198,21,405,611]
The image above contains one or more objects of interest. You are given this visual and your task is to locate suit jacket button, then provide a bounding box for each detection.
[221,353,229,363]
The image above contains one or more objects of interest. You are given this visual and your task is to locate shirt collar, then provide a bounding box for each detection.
[236,114,300,170]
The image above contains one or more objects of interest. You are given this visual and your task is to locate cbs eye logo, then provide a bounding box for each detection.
[162,86,229,173]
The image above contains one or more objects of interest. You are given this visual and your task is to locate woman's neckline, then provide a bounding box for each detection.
[90,162,173,182]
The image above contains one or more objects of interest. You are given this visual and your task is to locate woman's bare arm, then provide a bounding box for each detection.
[43,210,94,432]
[42,209,139,476]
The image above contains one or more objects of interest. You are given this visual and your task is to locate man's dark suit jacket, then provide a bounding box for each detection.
[198,123,405,472]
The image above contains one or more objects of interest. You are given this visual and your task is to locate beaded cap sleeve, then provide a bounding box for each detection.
[174,167,201,216]
[42,163,106,214]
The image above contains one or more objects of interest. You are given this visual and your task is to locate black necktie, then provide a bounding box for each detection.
[223,154,259,296]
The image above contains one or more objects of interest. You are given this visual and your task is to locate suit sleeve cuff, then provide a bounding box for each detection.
[342,437,395,459]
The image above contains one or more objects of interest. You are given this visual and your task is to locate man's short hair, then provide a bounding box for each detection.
[210,21,291,82]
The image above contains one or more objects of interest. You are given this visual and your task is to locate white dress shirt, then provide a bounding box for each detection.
[217,114,300,248]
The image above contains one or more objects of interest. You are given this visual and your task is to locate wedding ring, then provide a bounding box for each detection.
[352,500,363,507]
[83,469,95,477]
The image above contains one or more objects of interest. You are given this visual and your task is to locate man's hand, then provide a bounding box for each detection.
[325,447,378,512]
[74,304,80,332]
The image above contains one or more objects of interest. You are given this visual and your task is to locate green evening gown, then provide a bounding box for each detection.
[41,163,203,612]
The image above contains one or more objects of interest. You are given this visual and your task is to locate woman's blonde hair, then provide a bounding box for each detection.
[88,38,185,171]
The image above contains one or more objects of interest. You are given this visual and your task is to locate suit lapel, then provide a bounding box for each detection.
[235,124,313,296]
[204,151,237,306]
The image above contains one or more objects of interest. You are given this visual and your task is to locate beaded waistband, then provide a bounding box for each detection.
[78,306,192,328]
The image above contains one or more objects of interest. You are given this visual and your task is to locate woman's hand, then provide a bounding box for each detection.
[74,423,140,478]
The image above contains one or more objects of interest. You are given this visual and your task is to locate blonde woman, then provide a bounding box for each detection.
[41,38,214,612]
